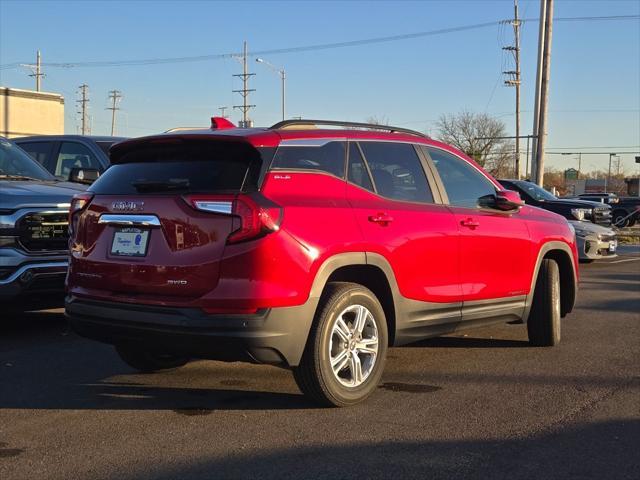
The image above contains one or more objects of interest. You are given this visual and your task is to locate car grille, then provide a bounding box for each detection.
[593,207,611,226]
[600,234,616,242]
[18,211,69,252]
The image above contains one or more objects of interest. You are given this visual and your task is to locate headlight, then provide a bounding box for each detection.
[571,208,591,221]
[574,227,589,238]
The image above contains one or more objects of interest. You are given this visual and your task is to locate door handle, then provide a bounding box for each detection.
[460,218,480,228]
[368,213,394,226]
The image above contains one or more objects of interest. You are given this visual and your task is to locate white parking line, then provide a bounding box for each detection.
[608,257,640,264]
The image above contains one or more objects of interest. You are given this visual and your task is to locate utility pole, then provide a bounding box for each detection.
[530,0,547,182]
[107,90,122,136]
[21,50,46,91]
[503,0,521,178]
[218,106,228,118]
[76,84,90,135]
[233,41,255,128]
[533,0,554,186]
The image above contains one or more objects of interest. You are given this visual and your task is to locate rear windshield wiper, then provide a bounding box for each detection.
[0,174,41,181]
[131,180,190,192]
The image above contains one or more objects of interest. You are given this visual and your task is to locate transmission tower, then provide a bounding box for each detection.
[233,41,255,127]
[503,0,522,178]
[76,84,90,135]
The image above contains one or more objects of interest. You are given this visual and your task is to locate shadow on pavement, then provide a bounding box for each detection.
[120,420,640,480]
[407,336,529,349]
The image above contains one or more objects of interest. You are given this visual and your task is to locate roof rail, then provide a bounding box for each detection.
[269,119,429,138]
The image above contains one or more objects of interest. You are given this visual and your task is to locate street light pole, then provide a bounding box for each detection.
[607,153,619,193]
[256,58,286,121]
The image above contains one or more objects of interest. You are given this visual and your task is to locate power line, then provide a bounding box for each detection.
[1,14,637,71]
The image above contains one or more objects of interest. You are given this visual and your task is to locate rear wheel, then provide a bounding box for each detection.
[115,346,189,373]
[293,282,388,407]
[527,259,561,346]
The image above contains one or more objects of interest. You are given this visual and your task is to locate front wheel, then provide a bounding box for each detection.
[115,346,189,373]
[293,282,388,407]
[527,259,561,346]
[612,210,630,228]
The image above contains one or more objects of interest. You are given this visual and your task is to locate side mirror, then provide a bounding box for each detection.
[68,167,100,185]
[478,190,524,212]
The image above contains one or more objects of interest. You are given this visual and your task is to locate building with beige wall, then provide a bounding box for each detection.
[0,87,64,138]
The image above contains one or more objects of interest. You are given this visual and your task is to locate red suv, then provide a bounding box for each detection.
[66,118,578,406]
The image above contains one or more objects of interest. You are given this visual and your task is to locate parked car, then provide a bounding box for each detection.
[66,118,578,407]
[0,137,86,307]
[570,220,617,262]
[499,179,612,226]
[13,135,126,184]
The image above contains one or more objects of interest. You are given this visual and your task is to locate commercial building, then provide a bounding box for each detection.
[0,87,64,138]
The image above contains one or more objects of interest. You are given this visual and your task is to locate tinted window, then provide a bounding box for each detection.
[0,139,54,180]
[91,141,264,195]
[513,180,557,201]
[15,141,53,167]
[426,147,496,208]
[55,142,103,178]
[96,141,117,158]
[347,142,374,192]
[271,141,345,178]
[359,142,433,203]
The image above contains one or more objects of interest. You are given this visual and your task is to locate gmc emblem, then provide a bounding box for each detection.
[112,201,144,211]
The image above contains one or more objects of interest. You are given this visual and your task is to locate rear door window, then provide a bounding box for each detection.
[270,140,346,178]
[359,142,433,203]
[90,140,265,195]
[15,141,54,169]
[55,142,103,179]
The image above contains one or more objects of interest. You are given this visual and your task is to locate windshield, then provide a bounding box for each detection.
[0,138,55,181]
[516,181,557,201]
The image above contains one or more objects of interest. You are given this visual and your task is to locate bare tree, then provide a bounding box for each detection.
[365,115,389,126]
[435,110,514,175]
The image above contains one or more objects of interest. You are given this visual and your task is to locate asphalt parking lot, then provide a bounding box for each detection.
[1,247,638,480]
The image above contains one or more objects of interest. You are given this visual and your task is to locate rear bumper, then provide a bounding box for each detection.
[65,295,318,367]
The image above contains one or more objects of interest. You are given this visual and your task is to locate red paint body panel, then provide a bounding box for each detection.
[346,183,462,303]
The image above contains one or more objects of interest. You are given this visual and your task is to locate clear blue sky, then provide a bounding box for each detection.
[1,0,638,173]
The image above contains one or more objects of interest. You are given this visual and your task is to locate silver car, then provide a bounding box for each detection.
[570,220,617,262]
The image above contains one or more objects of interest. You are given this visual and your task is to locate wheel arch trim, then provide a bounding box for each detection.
[523,241,578,323]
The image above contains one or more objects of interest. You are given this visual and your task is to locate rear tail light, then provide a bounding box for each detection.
[68,192,94,236]
[184,194,282,244]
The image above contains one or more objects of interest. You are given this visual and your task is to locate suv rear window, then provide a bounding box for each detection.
[90,140,266,194]
[270,141,346,178]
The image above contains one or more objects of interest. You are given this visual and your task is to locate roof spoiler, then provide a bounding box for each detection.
[211,117,236,130]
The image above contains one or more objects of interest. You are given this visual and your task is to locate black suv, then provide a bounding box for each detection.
[14,135,125,184]
[499,179,612,226]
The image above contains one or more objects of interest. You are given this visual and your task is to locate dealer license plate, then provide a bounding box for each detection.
[110,228,150,257]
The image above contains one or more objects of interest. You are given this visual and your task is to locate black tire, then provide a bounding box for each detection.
[612,210,630,228]
[115,346,189,373]
[292,282,388,407]
[527,259,561,347]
